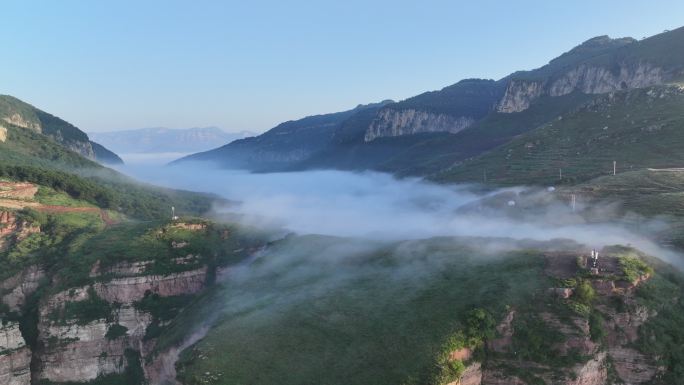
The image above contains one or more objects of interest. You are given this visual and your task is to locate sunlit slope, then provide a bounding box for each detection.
[1,124,213,220]
[572,169,684,217]
[437,85,684,185]
[0,94,122,164]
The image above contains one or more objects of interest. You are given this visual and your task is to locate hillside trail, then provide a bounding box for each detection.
[0,182,118,226]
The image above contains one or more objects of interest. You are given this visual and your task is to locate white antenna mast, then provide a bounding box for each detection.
[571,194,576,212]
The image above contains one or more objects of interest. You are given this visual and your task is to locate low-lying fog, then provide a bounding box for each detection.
[114,160,682,381]
[114,162,682,267]
[117,152,192,166]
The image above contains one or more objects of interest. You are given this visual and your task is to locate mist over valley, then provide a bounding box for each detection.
[2,9,684,385]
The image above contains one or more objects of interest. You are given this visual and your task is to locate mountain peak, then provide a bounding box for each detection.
[578,35,637,47]
[354,100,395,110]
[547,35,636,67]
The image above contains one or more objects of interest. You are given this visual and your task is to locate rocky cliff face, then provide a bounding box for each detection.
[64,140,97,161]
[495,80,545,113]
[443,252,662,385]
[35,307,151,383]
[364,108,475,141]
[548,62,666,97]
[1,266,45,312]
[0,264,45,385]
[0,126,6,143]
[497,62,671,113]
[0,322,31,385]
[34,264,208,383]
[1,114,40,133]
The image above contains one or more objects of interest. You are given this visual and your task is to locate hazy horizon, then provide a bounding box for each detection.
[2,0,684,134]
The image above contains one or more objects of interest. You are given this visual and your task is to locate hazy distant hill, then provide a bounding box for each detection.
[89,127,254,154]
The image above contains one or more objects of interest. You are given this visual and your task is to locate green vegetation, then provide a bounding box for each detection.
[636,270,684,383]
[105,324,128,340]
[175,236,548,385]
[438,85,684,185]
[50,288,115,325]
[588,311,606,342]
[430,308,495,383]
[574,169,684,217]
[47,219,264,290]
[619,256,654,282]
[0,204,107,282]
[510,312,573,365]
[431,357,466,385]
[0,94,123,164]
[306,91,592,177]
[134,293,195,340]
[135,293,195,322]
[575,279,596,304]
[35,186,97,207]
[0,164,213,220]
[387,79,504,117]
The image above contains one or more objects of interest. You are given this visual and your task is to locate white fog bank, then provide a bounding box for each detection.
[113,162,683,267]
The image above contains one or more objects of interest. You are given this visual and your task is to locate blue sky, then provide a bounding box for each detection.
[1,0,683,133]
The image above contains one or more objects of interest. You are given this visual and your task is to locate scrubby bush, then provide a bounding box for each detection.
[105,324,128,340]
[53,288,115,325]
[575,280,596,305]
[619,256,654,282]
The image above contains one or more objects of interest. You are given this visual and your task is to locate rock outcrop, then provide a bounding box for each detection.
[94,267,207,304]
[497,61,672,113]
[1,114,40,132]
[64,140,97,160]
[0,126,6,143]
[0,322,31,385]
[0,265,42,385]
[446,362,482,385]
[35,306,152,383]
[601,301,660,383]
[568,352,608,385]
[364,108,475,141]
[461,252,661,385]
[34,265,208,383]
[496,80,545,113]
[549,62,665,96]
[1,265,45,311]
[0,210,41,252]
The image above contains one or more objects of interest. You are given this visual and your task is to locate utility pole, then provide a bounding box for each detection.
[559,168,563,180]
[613,161,616,176]
[571,194,576,212]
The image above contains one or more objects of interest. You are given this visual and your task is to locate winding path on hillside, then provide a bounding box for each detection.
[0,182,118,226]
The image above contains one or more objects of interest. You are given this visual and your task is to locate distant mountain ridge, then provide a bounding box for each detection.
[176,26,684,180]
[176,101,394,170]
[89,127,254,154]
